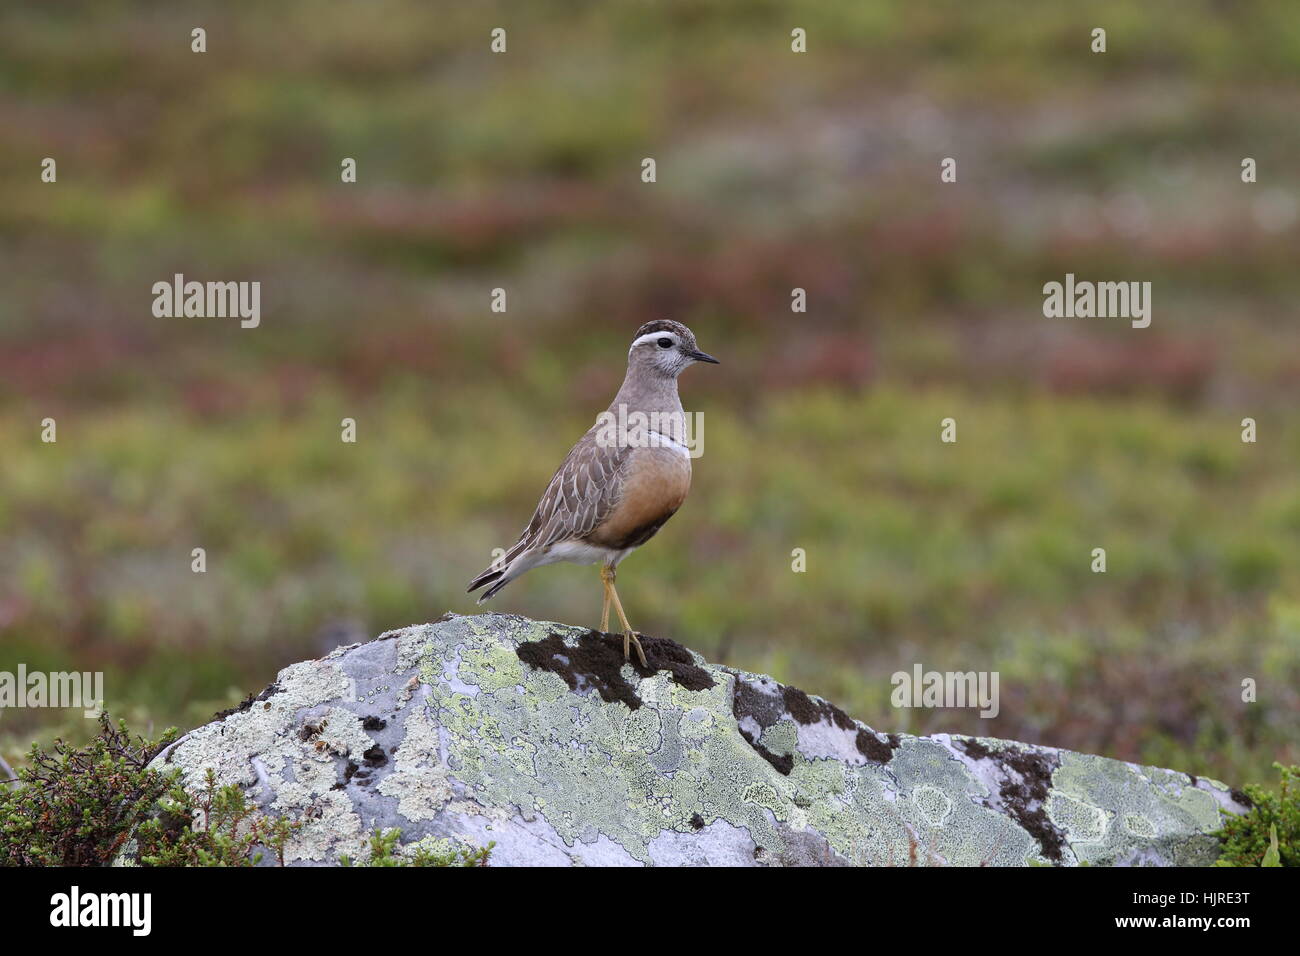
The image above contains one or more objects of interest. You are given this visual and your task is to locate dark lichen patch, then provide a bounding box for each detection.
[362,745,388,768]
[733,674,894,773]
[744,734,794,776]
[731,676,785,732]
[689,813,705,831]
[957,738,993,761]
[362,716,387,731]
[212,681,282,722]
[332,759,363,790]
[1231,788,1254,809]
[350,761,377,786]
[856,729,901,765]
[781,684,855,732]
[730,675,796,775]
[958,739,1065,863]
[997,747,1066,863]
[516,630,713,710]
[517,632,644,709]
[629,633,715,692]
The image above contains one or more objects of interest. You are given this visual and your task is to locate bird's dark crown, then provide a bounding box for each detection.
[632,319,691,341]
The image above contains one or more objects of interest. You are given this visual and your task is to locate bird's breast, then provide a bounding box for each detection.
[588,446,691,551]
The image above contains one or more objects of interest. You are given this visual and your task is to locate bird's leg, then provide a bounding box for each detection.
[603,567,648,668]
[599,567,612,633]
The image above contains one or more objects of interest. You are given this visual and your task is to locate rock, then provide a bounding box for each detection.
[136,613,1246,866]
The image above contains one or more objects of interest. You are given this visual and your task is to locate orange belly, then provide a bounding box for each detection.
[588,447,691,551]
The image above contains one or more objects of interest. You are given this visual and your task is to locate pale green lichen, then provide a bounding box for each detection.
[377,709,455,823]
[1047,790,1110,844]
[1046,752,1227,865]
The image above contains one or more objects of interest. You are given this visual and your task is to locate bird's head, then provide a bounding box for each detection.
[627,320,719,379]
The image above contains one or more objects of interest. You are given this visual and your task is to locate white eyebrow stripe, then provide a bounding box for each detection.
[630,331,678,351]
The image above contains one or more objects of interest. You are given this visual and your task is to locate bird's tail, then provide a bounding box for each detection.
[466,540,532,604]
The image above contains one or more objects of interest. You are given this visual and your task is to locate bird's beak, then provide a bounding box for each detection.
[686,349,720,364]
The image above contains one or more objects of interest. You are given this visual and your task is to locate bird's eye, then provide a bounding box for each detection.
[657,338,673,349]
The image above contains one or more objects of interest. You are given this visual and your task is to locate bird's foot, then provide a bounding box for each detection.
[623,630,649,669]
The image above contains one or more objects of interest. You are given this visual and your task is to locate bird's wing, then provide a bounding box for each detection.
[517,428,630,551]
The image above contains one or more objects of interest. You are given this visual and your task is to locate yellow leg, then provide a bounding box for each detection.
[602,566,647,667]
[600,571,611,633]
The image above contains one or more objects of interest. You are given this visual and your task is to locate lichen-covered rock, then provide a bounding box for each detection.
[133,613,1246,866]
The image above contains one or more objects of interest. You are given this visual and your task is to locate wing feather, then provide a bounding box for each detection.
[519,429,629,552]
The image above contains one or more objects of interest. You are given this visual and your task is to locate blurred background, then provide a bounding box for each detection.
[1,0,1298,783]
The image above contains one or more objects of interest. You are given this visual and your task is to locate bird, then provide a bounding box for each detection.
[467,320,718,667]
